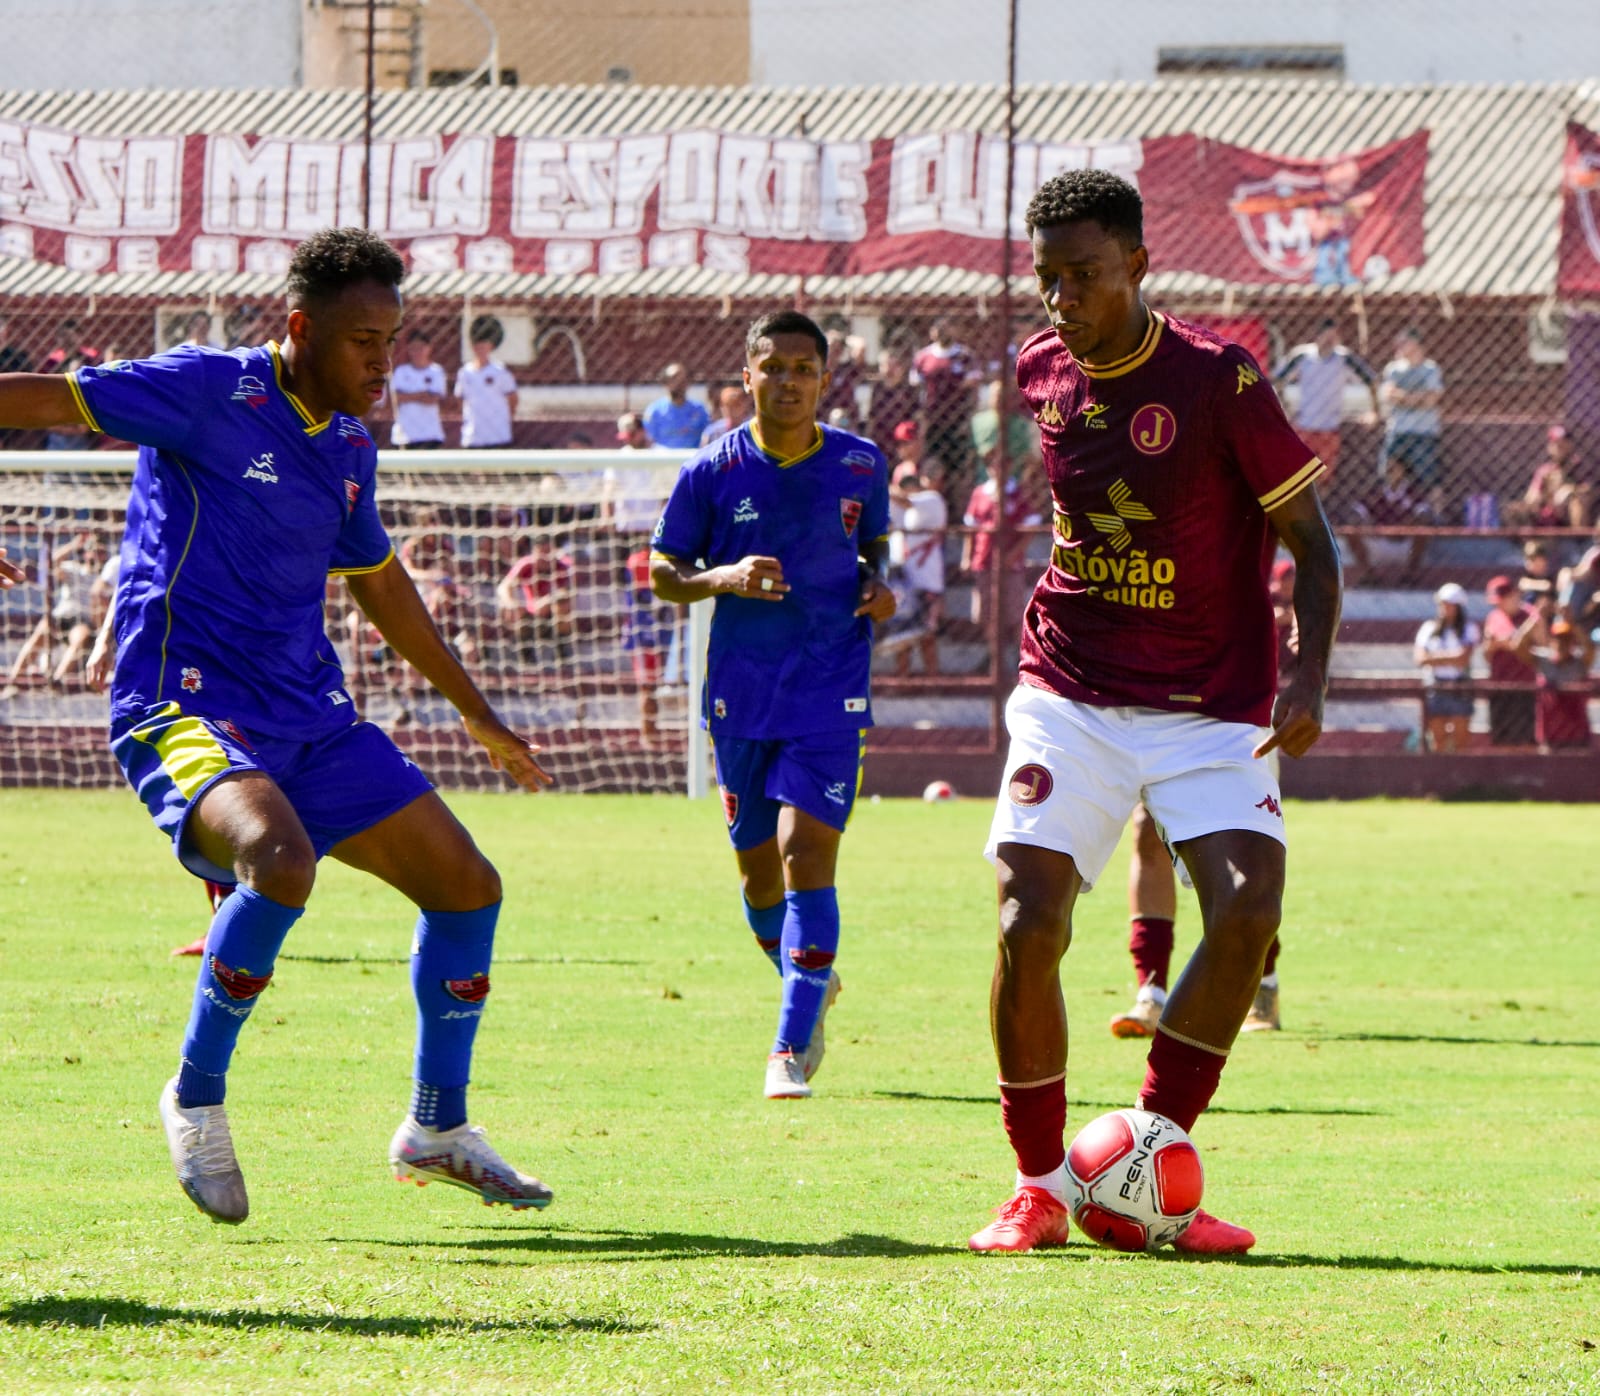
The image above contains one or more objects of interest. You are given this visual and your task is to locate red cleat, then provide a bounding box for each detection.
[967,1186,1071,1253]
[204,880,231,913]
[171,935,207,957]
[1173,1209,1256,1255]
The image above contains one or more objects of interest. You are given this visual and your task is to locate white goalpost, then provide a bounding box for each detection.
[0,449,714,796]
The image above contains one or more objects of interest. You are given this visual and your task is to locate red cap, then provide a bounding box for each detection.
[1486,574,1515,598]
[892,420,920,443]
[1548,424,1568,440]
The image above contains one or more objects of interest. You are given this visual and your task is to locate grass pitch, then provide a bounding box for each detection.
[0,789,1596,1394]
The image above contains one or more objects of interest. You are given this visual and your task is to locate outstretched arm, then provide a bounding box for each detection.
[0,548,25,588]
[346,557,553,791]
[0,374,86,430]
[1258,485,1343,758]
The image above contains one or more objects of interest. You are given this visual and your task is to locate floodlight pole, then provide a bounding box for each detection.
[991,0,1020,743]
[363,0,377,228]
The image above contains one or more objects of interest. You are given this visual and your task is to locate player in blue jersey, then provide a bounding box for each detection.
[651,311,897,1099]
[0,228,556,1224]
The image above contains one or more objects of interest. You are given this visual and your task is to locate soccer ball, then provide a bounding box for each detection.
[1064,1108,1204,1252]
[922,779,956,803]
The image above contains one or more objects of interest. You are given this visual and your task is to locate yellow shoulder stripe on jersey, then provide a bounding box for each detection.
[66,369,104,434]
[750,420,825,467]
[1258,457,1326,512]
[269,341,333,436]
[329,546,396,578]
[1080,311,1163,380]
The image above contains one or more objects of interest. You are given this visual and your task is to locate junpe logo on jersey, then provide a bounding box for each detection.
[733,497,759,523]
[839,497,862,538]
[1080,402,1110,429]
[242,452,280,484]
[231,374,269,409]
[1130,405,1177,456]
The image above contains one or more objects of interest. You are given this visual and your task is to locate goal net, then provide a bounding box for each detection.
[0,450,714,796]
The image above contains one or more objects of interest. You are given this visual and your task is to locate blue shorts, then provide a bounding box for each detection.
[111,701,434,884]
[712,729,866,851]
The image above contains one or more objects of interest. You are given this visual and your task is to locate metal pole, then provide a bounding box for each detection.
[363,0,377,228]
[991,0,1021,744]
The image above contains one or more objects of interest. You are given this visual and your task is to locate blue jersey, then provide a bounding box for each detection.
[653,422,889,739]
[71,343,393,741]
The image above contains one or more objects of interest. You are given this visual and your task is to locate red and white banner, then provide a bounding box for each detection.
[1559,122,1600,296]
[0,118,1428,285]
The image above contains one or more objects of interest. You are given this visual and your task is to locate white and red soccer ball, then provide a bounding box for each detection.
[1064,1108,1204,1252]
[922,779,956,803]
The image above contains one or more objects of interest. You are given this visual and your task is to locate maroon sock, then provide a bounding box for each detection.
[1128,916,1175,991]
[1262,936,1281,979]
[1137,1030,1226,1134]
[999,1078,1067,1177]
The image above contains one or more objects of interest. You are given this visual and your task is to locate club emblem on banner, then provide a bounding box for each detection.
[1227,160,1384,286]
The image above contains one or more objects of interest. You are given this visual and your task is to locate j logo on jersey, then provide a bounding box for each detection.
[243,452,280,484]
[231,374,268,410]
[1130,404,1177,456]
[839,498,862,539]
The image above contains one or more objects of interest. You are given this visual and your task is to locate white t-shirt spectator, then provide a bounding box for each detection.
[455,358,518,448]
[390,361,447,446]
[1414,617,1479,685]
[899,488,949,594]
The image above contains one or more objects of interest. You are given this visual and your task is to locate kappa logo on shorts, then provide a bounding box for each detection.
[720,786,739,826]
[1008,763,1054,807]
[1255,795,1283,819]
[444,973,491,1004]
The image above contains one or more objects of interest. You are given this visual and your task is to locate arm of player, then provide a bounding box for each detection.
[0,548,25,588]
[0,374,87,430]
[650,551,789,603]
[1258,485,1343,759]
[346,557,553,791]
[85,596,118,691]
[854,535,897,621]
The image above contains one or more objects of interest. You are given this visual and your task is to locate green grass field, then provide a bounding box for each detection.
[1,790,1597,1394]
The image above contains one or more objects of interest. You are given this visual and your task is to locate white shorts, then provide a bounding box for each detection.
[984,684,1287,890]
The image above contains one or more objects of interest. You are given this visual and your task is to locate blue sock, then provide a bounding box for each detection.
[411,903,499,1131]
[175,886,303,1107]
[773,887,840,1055]
[742,896,785,974]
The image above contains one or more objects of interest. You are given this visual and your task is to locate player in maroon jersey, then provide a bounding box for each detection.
[967,170,1341,1256]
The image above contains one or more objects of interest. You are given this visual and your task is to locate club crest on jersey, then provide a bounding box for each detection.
[720,786,739,826]
[231,374,269,409]
[842,449,877,476]
[337,418,372,447]
[242,452,280,484]
[1130,405,1177,456]
[1008,763,1054,807]
[181,666,203,693]
[444,973,491,1004]
[840,497,862,538]
[343,478,361,507]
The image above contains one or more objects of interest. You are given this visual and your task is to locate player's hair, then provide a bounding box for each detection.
[285,227,405,308]
[745,310,827,361]
[1024,169,1144,247]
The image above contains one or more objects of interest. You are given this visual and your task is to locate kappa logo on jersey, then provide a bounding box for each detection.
[181,666,203,693]
[231,374,269,409]
[719,786,739,826]
[242,452,280,484]
[1236,364,1261,394]
[337,418,372,447]
[343,478,361,507]
[842,449,877,476]
[1037,401,1066,426]
[210,955,272,1000]
[840,497,863,538]
[1255,794,1284,819]
[1130,404,1177,456]
[444,973,491,1004]
[733,497,760,523]
[1086,479,1156,552]
[1080,402,1110,429]
[1008,763,1054,807]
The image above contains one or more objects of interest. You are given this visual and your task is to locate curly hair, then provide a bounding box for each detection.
[1024,170,1144,247]
[745,310,827,361]
[286,227,406,307]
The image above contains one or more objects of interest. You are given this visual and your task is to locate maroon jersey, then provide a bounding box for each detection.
[1015,312,1322,725]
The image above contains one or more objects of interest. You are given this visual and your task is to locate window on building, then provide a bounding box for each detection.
[1157,46,1345,78]
[428,67,518,88]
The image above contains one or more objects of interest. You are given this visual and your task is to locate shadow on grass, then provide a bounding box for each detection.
[276,954,643,967]
[1201,1252,1596,1278]
[872,1091,1383,1117]
[0,1296,648,1336]
[334,1227,954,1261]
[1313,1032,1600,1049]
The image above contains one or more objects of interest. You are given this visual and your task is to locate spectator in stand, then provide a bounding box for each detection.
[1,529,114,696]
[914,319,975,487]
[389,331,447,450]
[961,464,1042,632]
[0,314,29,374]
[224,304,268,350]
[1481,575,1540,746]
[455,316,518,449]
[969,378,1039,486]
[1508,425,1588,529]
[1379,328,1445,510]
[605,412,668,556]
[700,384,750,445]
[642,362,710,449]
[1413,582,1479,754]
[865,344,920,459]
[819,329,866,425]
[40,320,100,375]
[886,455,948,677]
[1559,520,1600,634]
[1520,539,1557,597]
[1272,318,1380,485]
[495,533,576,666]
[180,311,222,350]
[1343,452,1433,584]
[620,545,677,747]
[1525,618,1595,751]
